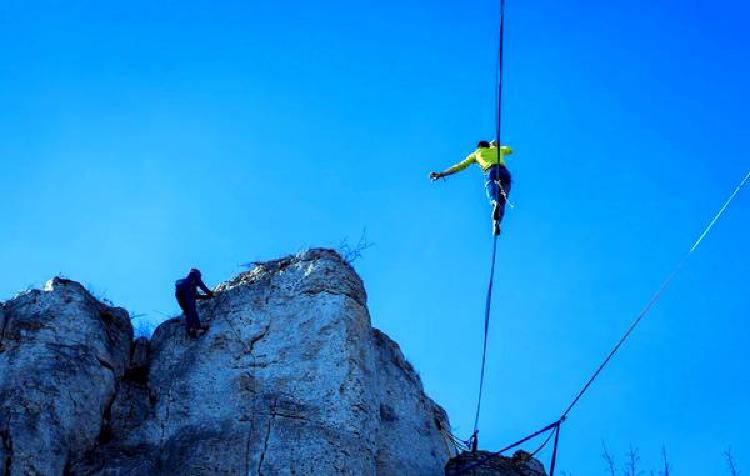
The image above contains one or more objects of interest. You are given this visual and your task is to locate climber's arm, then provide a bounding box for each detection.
[196,279,214,299]
[430,154,475,180]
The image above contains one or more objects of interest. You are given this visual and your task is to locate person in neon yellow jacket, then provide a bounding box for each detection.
[430,140,513,236]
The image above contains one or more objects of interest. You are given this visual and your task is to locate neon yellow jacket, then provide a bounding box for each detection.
[447,145,513,174]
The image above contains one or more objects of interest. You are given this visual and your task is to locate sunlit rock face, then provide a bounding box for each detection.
[0,249,454,475]
[0,278,132,476]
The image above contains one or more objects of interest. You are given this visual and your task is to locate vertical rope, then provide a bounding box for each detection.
[549,423,562,476]
[471,0,507,444]
[495,0,506,151]
[473,237,499,436]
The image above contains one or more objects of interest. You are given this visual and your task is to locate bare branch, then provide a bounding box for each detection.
[601,441,617,476]
[132,316,156,339]
[660,446,671,476]
[725,448,741,476]
[624,445,643,476]
[337,228,374,263]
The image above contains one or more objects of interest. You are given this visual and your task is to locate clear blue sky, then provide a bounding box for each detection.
[1,1,748,473]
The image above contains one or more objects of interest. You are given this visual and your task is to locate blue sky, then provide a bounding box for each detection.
[1,0,749,473]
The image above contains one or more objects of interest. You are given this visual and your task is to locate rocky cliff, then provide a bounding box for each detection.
[0,249,549,476]
[0,249,456,475]
[0,277,132,475]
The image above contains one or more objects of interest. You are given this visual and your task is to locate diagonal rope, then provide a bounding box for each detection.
[472,0,507,441]
[530,424,557,457]
[690,170,750,252]
[561,168,750,418]
[469,168,750,475]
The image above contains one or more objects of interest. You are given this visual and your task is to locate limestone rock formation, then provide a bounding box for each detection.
[0,249,460,475]
[0,278,132,475]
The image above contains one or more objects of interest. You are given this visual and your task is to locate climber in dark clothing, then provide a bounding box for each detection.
[175,268,214,337]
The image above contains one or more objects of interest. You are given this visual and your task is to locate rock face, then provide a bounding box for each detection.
[0,249,456,475]
[0,278,132,476]
[444,451,547,476]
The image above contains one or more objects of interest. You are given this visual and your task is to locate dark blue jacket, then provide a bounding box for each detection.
[175,270,213,300]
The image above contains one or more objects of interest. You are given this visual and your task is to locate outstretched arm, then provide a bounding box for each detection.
[430,155,475,181]
[430,170,455,180]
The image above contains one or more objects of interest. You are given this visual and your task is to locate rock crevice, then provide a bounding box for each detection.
[1,426,12,476]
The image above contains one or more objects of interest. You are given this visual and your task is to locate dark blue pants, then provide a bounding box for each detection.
[175,290,200,332]
[484,165,512,223]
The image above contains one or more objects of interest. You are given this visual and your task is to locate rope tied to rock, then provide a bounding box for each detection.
[482,168,750,475]
[459,0,750,470]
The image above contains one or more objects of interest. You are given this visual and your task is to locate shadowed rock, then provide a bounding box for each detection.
[445,450,547,476]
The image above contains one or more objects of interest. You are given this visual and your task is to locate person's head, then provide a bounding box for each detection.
[489,139,498,147]
[477,140,491,149]
[188,268,202,280]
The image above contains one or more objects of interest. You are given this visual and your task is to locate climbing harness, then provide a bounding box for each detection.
[497,180,514,209]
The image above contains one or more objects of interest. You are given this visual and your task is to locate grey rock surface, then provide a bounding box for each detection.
[0,277,133,476]
[444,450,547,476]
[1,249,456,475]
